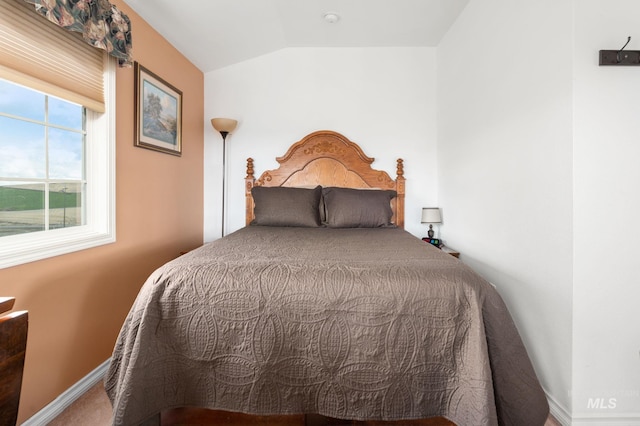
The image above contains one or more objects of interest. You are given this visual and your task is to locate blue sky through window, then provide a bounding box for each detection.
[0,79,44,121]
[0,79,84,180]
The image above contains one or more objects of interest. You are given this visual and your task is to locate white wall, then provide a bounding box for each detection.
[204,47,437,240]
[439,0,640,424]
[572,0,640,422]
[437,0,575,421]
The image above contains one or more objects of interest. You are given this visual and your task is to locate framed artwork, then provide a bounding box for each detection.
[134,62,182,156]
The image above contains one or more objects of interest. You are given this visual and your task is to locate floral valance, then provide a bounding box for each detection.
[23,0,133,67]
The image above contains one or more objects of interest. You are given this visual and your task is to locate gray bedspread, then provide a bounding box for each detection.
[105,227,549,426]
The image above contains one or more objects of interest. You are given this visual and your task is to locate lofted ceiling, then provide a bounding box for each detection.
[122,0,470,73]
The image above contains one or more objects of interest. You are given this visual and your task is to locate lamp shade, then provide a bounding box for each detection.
[211,118,238,133]
[421,207,442,224]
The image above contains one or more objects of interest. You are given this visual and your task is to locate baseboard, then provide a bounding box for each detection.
[547,392,572,426]
[545,390,640,425]
[570,414,640,426]
[22,358,111,426]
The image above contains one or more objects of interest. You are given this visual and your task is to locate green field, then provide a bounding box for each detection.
[0,186,80,211]
[0,186,82,236]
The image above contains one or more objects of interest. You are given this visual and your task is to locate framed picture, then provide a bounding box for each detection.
[134,62,182,156]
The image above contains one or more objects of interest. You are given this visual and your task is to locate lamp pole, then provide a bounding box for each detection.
[220,131,229,237]
[211,118,238,237]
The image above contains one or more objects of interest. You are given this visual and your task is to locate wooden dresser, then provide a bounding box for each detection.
[0,297,28,426]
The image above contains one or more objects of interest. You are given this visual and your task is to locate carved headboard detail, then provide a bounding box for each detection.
[245,130,405,228]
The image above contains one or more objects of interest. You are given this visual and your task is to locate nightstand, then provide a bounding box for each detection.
[441,246,460,258]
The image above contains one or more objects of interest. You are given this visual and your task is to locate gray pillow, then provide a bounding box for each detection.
[251,185,322,227]
[322,187,396,228]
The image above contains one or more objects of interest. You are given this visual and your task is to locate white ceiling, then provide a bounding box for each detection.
[122,0,470,73]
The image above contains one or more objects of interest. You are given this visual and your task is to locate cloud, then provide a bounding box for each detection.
[0,142,44,178]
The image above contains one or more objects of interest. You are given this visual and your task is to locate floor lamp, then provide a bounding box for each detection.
[211,118,238,237]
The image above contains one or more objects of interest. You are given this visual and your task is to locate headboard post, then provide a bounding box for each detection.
[394,159,405,229]
[245,158,255,226]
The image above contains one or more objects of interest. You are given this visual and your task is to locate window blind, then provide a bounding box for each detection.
[0,0,105,112]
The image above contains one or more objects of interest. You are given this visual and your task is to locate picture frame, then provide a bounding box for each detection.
[134,62,182,156]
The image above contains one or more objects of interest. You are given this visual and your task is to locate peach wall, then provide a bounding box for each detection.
[0,2,204,422]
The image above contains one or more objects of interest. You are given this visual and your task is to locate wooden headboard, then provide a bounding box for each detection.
[245,130,405,228]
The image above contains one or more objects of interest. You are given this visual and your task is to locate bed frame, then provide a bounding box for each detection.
[162,131,455,426]
[245,130,405,228]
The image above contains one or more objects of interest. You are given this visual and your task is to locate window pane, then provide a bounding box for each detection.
[49,182,83,229]
[49,128,83,180]
[0,116,46,178]
[49,97,83,130]
[0,181,45,236]
[0,79,45,121]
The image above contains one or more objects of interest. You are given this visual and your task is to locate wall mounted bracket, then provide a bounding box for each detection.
[599,36,640,65]
[600,50,640,65]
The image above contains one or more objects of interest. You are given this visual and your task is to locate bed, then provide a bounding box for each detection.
[105,130,549,426]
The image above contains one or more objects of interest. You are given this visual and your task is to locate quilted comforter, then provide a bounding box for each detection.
[105,226,549,425]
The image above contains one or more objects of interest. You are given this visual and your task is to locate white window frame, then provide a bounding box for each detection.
[0,57,116,269]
